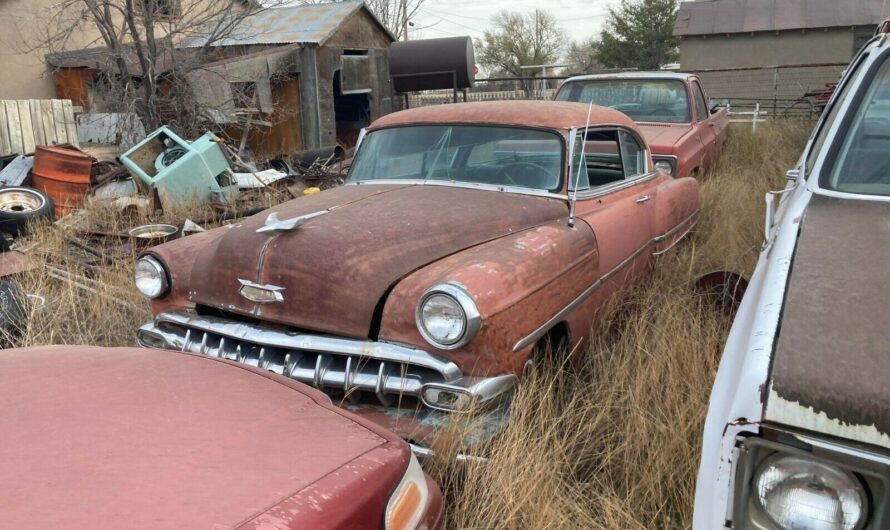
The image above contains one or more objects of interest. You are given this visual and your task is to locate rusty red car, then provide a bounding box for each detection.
[0,345,442,529]
[135,101,700,452]
[555,72,729,178]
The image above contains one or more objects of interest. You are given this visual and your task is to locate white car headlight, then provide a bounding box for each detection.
[416,283,480,349]
[385,453,430,530]
[134,256,169,299]
[754,455,866,530]
[654,159,674,175]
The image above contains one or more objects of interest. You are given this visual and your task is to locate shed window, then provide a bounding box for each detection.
[135,0,179,18]
[341,55,372,94]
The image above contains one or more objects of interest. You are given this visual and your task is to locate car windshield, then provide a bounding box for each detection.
[347,125,564,191]
[555,79,691,124]
[823,58,890,196]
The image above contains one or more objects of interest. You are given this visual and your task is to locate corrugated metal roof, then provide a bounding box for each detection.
[674,0,890,36]
[185,1,394,48]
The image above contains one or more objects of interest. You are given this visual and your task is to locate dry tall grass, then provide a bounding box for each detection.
[6,121,810,528]
[431,121,812,529]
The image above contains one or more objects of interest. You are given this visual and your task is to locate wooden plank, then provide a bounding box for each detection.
[17,100,35,154]
[5,101,23,155]
[0,155,33,186]
[0,102,9,157]
[29,100,45,146]
[51,100,67,144]
[62,100,78,147]
[39,100,56,145]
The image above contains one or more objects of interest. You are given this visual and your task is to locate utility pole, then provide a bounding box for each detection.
[401,0,409,40]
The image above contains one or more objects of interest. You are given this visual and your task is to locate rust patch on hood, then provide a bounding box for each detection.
[159,184,567,338]
[766,194,890,448]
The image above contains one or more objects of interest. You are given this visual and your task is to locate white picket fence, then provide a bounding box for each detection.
[0,99,79,157]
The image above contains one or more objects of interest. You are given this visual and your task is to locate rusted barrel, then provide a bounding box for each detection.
[32,146,93,218]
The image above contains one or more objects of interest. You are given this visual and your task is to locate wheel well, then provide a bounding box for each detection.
[533,322,570,356]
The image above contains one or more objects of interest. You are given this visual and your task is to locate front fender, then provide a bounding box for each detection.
[378,219,598,377]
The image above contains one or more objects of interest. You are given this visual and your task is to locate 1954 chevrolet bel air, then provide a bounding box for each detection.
[135,101,699,451]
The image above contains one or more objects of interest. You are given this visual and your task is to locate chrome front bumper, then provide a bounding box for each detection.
[137,311,516,414]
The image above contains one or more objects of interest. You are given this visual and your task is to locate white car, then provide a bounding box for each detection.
[694,26,890,530]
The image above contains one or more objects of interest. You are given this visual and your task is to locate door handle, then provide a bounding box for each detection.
[636,195,651,204]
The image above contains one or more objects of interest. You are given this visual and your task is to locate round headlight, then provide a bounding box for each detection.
[134,256,169,299]
[754,455,866,530]
[416,284,480,349]
[654,159,674,175]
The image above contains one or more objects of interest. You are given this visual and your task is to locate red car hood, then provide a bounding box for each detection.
[0,346,408,528]
[152,183,567,338]
[636,123,694,154]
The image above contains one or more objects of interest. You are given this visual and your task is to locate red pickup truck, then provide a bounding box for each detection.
[555,72,729,178]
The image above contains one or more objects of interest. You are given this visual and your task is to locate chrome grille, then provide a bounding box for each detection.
[138,312,462,407]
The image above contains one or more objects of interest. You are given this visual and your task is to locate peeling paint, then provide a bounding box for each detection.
[767,388,890,449]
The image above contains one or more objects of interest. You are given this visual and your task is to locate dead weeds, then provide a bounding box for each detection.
[5,121,811,529]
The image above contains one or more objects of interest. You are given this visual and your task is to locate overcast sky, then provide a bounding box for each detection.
[410,0,621,44]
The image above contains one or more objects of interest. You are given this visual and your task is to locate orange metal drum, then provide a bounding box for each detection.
[32,145,93,218]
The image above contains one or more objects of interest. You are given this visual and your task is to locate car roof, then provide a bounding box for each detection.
[563,72,695,82]
[368,100,638,132]
[0,346,405,528]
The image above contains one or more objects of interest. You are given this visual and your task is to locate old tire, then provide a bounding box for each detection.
[0,280,26,347]
[0,187,54,235]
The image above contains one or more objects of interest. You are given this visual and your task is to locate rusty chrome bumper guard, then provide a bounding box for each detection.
[137,311,516,413]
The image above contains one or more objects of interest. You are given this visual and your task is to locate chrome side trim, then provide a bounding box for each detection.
[141,311,463,381]
[573,171,659,200]
[652,210,700,256]
[347,179,568,201]
[410,443,489,464]
[794,433,890,467]
[512,209,700,352]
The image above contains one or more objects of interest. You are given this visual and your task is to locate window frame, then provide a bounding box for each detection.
[818,46,890,197]
[691,81,709,122]
[569,125,656,200]
[134,0,180,19]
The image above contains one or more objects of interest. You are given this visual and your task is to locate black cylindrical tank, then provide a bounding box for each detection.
[389,36,475,92]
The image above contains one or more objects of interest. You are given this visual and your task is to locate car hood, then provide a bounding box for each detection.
[765,194,890,449]
[636,123,694,153]
[0,346,407,528]
[155,183,567,338]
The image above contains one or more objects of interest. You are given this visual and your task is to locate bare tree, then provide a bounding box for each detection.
[27,0,288,133]
[475,10,564,97]
[295,0,425,40]
[566,38,600,75]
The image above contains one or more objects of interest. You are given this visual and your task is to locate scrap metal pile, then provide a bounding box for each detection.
[0,126,351,337]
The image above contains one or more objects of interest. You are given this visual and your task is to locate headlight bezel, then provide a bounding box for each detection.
[653,156,677,176]
[134,255,169,299]
[732,431,884,530]
[415,283,481,350]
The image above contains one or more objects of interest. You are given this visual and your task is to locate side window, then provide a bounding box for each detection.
[570,129,624,189]
[692,82,708,121]
[806,54,869,175]
[619,131,646,178]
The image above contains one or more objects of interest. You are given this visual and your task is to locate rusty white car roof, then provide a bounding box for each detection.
[562,72,696,83]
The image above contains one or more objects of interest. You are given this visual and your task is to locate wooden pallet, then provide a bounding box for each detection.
[0,99,79,157]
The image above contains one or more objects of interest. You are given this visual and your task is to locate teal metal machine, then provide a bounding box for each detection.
[121,127,232,210]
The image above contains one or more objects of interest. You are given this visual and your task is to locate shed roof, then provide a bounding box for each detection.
[368,101,637,132]
[184,1,395,48]
[674,0,889,36]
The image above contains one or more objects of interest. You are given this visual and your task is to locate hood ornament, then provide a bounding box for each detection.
[238,279,285,304]
[256,210,328,234]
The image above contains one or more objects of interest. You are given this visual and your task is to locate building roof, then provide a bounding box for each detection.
[184,1,395,48]
[674,0,890,36]
[46,45,188,76]
[564,72,695,82]
[368,101,637,132]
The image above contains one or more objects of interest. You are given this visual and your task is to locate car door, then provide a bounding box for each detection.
[691,80,717,172]
[570,127,656,287]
